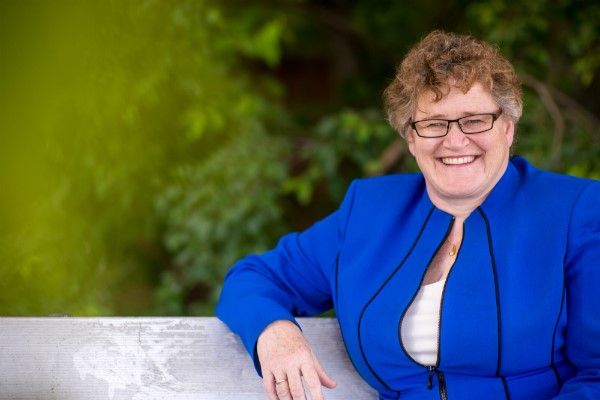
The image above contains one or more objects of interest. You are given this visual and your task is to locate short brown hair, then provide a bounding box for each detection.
[383,30,522,137]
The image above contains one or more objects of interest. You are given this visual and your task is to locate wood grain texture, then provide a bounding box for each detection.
[0,317,377,399]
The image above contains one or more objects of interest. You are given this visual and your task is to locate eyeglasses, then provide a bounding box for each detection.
[410,110,503,138]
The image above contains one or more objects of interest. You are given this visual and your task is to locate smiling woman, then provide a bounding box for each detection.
[217,31,600,400]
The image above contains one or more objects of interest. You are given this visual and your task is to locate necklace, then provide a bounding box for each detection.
[447,239,457,257]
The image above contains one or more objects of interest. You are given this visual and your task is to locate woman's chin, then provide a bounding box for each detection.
[431,180,487,203]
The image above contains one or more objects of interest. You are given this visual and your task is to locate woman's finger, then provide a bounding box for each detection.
[262,370,279,400]
[313,355,337,389]
[300,363,324,400]
[286,370,306,400]
[274,373,293,400]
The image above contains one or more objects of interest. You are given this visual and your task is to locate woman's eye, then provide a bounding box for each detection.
[463,118,484,126]
[424,121,446,128]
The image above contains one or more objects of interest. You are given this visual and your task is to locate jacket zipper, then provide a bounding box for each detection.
[431,267,449,400]
[437,368,448,400]
[398,217,457,399]
[426,366,448,399]
[427,218,461,400]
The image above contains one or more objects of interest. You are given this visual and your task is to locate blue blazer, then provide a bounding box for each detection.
[217,157,600,399]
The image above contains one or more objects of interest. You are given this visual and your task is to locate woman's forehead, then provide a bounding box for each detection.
[414,83,497,118]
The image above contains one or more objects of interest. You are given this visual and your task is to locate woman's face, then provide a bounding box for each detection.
[406,83,514,207]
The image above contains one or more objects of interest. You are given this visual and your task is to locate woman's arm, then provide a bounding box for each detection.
[554,181,600,399]
[216,181,358,373]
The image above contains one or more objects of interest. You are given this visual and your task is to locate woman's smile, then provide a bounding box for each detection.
[439,155,479,165]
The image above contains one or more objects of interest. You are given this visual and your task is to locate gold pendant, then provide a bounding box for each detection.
[448,244,457,257]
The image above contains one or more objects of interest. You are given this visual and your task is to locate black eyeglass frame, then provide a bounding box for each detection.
[409,109,503,138]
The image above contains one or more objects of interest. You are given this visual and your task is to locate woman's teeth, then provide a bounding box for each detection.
[441,156,476,165]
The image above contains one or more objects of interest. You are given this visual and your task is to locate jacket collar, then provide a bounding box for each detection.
[479,156,522,217]
[416,156,523,221]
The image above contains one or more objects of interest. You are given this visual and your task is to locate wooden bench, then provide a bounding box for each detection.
[0,317,377,399]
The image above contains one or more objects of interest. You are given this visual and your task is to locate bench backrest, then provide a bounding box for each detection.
[0,317,377,399]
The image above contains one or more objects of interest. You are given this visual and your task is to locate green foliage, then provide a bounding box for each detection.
[284,109,399,205]
[468,0,600,89]
[0,0,289,315]
[155,131,289,315]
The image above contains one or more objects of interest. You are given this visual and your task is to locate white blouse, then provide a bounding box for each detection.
[400,278,446,366]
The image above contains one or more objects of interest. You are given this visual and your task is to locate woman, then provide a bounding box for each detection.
[216,31,600,399]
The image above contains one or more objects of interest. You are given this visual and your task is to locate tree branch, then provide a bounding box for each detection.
[368,137,406,175]
[519,73,565,167]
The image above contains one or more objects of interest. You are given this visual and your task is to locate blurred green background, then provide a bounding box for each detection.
[0,0,598,316]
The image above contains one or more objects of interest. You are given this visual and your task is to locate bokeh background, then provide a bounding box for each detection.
[0,0,598,316]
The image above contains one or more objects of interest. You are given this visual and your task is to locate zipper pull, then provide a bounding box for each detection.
[427,366,435,389]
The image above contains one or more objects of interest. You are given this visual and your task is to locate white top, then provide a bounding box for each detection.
[400,279,446,366]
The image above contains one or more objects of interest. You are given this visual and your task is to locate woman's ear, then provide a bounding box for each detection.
[503,117,515,148]
[405,130,416,157]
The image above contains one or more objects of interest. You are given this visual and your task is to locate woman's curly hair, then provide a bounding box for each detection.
[383,30,522,137]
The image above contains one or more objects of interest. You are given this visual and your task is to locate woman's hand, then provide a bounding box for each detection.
[257,320,337,400]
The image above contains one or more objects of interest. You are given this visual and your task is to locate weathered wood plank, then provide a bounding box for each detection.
[0,317,377,399]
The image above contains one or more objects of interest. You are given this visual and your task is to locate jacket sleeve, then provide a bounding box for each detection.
[554,181,600,399]
[216,181,358,375]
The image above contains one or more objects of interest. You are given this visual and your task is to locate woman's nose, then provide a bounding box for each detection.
[443,121,469,147]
